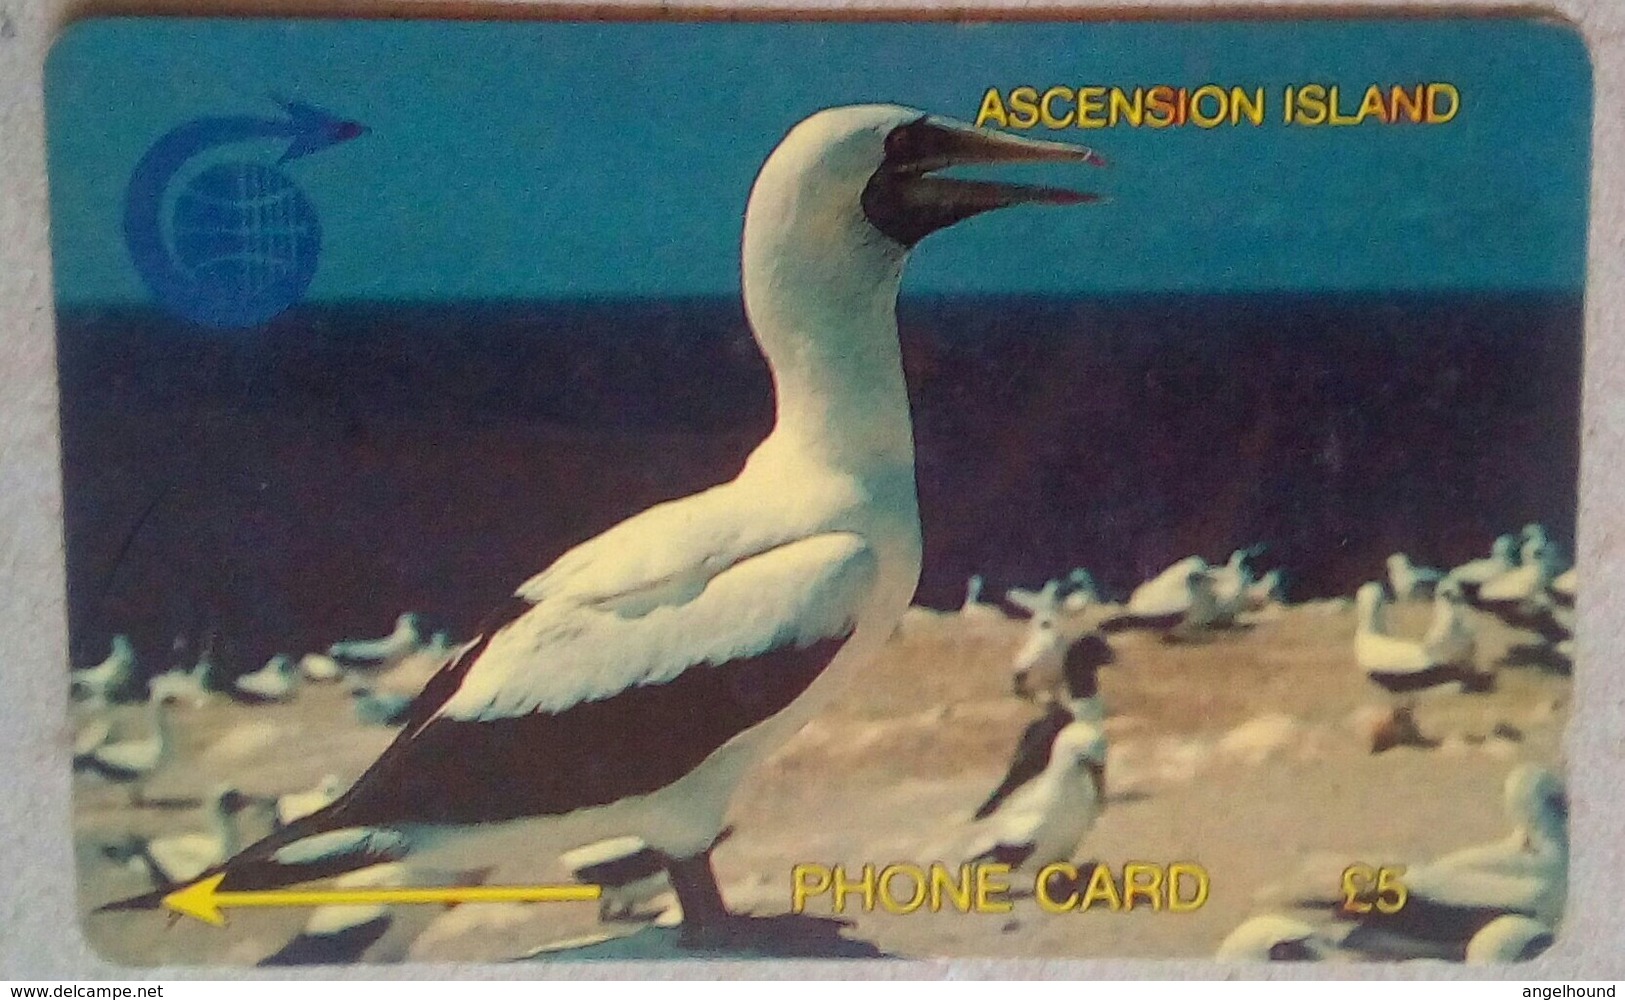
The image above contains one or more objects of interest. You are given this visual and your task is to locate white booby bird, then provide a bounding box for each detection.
[1008,569,1101,618]
[1244,567,1286,612]
[106,105,1105,937]
[1354,582,1479,693]
[966,718,1108,880]
[1445,534,1519,594]
[276,774,345,829]
[1060,570,1101,615]
[1334,765,1567,959]
[329,613,425,669]
[1479,533,1559,604]
[1215,914,1326,961]
[1008,583,1114,714]
[71,634,137,704]
[299,652,345,683]
[74,695,174,805]
[1521,523,1571,577]
[1100,562,1221,638]
[147,665,212,708]
[1469,536,1571,649]
[1123,556,1207,619]
[110,785,249,888]
[1464,914,1555,963]
[1387,552,1443,601]
[233,654,299,704]
[984,629,1113,835]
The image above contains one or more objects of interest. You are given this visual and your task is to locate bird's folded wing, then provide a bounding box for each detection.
[514,478,839,607]
[271,530,880,831]
[444,530,876,720]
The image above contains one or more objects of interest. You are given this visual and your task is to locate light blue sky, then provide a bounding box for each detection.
[46,17,1591,303]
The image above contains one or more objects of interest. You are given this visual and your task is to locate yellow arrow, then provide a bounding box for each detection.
[162,873,601,927]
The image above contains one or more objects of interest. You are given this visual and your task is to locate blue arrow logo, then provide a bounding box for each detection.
[123,100,367,329]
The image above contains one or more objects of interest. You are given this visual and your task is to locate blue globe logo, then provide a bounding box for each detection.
[124,103,365,330]
[168,162,321,328]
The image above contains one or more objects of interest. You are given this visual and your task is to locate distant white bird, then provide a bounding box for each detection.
[1445,534,1519,593]
[190,642,225,694]
[1481,534,1561,604]
[74,696,173,805]
[328,613,425,669]
[1210,548,1259,621]
[967,719,1108,880]
[1009,572,1101,618]
[1464,914,1555,963]
[233,655,299,704]
[1244,568,1286,612]
[148,649,216,708]
[146,670,209,707]
[562,835,674,923]
[1125,556,1208,619]
[1522,523,1571,577]
[276,774,345,829]
[71,634,137,704]
[1008,583,1115,716]
[259,861,492,966]
[1059,568,1101,614]
[299,653,345,683]
[990,610,1115,853]
[1355,582,1474,693]
[104,105,1108,935]
[958,575,1005,621]
[1333,764,1567,958]
[1215,914,1325,961]
[1387,553,1443,601]
[1102,563,1221,638]
[1470,540,1570,648]
[105,785,247,887]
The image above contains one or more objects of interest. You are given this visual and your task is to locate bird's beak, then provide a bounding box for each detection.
[863,116,1105,246]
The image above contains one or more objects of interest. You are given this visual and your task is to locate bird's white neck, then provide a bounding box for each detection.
[1357,594,1388,635]
[740,183,915,479]
[149,699,172,748]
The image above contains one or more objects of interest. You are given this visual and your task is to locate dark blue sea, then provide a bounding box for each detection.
[56,294,1581,674]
